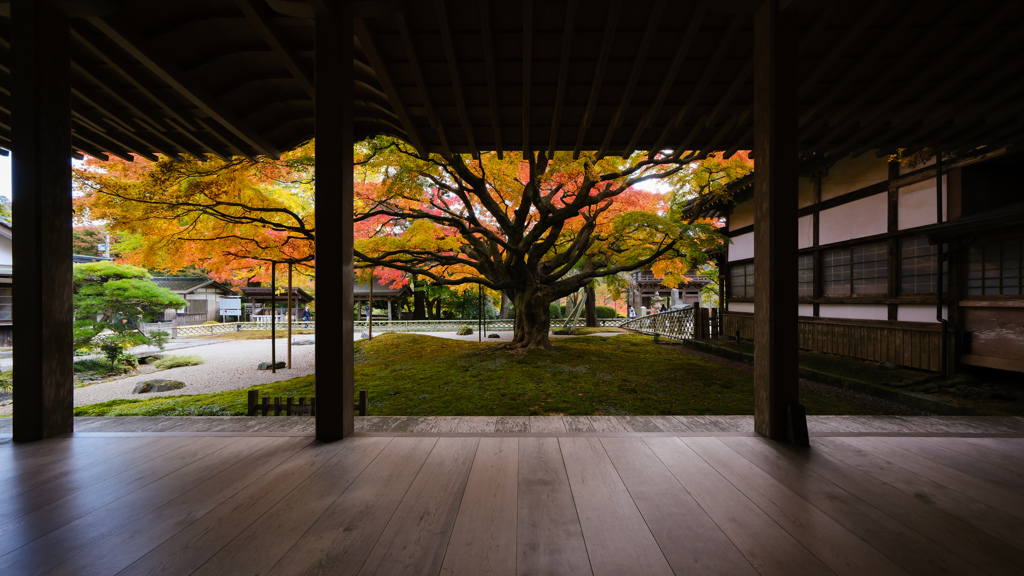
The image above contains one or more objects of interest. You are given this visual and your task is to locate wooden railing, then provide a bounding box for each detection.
[618,305,716,341]
[359,318,626,333]
[168,321,315,338]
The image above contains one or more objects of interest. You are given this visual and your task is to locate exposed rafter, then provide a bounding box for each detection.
[649,15,743,157]
[479,0,503,159]
[596,0,664,159]
[521,0,532,156]
[436,0,478,157]
[573,0,621,160]
[353,19,427,155]
[233,0,314,99]
[547,0,576,157]
[88,15,282,158]
[396,12,451,156]
[621,4,704,157]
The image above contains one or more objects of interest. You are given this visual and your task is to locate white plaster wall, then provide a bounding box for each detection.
[0,236,10,266]
[798,215,813,249]
[821,153,889,201]
[898,176,947,230]
[729,232,754,261]
[729,199,754,231]
[818,193,888,245]
[729,302,754,313]
[817,304,888,321]
[897,304,948,323]
[798,177,816,208]
[798,304,814,317]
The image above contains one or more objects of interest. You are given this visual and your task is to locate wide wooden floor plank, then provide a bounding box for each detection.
[922,437,1024,485]
[43,437,314,576]
[192,436,393,576]
[812,437,1024,574]
[357,437,479,576]
[723,437,982,575]
[686,437,908,576]
[832,437,1024,549]
[0,437,151,487]
[265,437,439,576]
[873,437,1024,518]
[600,437,758,576]
[959,438,1024,475]
[0,437,182,523]
[560,437,673,576]
[644,436,833,576]
[1,436,260,574]
[0,437,239,559]
[118,437,365,576]
[516,437,592,576]
[440,437,518,576]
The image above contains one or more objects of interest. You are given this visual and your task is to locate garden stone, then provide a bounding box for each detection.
[258,361,286,370]
[137,354,164,365]
[456,325,473,336]
[133,379,185,394]
[292,339,315,346]
[488,333,501,338]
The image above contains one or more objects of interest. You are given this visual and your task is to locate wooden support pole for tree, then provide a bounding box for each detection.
[287,262,292,369]
[368,269,374,340]
[753,0,806,444]
[271,261,276,374]
[315,1,355,440]
[12,0,74,442]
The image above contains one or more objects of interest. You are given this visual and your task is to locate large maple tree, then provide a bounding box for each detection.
[73,143,316,286]
[355,137,746,349]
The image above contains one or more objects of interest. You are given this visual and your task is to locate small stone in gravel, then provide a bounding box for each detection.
[137,354,165,365]
[133,379,185,394]
[488,334,501,338]
[292,339,315,346]
[258,361,286,370]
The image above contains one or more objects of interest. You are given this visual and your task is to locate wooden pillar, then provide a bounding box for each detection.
[314,1,354,440]
[753,0,806,444]
[12,0,74,442]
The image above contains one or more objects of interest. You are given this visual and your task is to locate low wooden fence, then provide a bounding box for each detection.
[246,390,368,416]
[359,318,626,333]
[145,321,316,338]
[617,305,717,341]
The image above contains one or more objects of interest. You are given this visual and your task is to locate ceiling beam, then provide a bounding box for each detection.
[573,0,622,159]
[522,0,532,156]
[649,14,743,157]
[597,0,664,159]
[88,15,282,158]
[353,19,427,155]
[480,0,503,159]
[396,11,451,156]
[621,4,704,157]
[233,0,314,99]
[435,0,478,158]
[547,0,576,157]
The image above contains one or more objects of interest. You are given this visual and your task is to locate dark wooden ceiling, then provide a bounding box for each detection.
[1,0,1022,162]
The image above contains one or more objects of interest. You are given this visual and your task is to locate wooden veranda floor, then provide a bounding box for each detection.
[1,416,1023,575]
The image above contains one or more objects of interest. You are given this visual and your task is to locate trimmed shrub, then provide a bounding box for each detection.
[153,355,205,370]
[595,305,618,318]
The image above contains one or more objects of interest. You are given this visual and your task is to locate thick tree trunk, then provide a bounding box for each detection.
[435,298,442,319]
[584,283,598,327]
[413,290,426,320]
[499,291,510,319]
[510,286,552,349]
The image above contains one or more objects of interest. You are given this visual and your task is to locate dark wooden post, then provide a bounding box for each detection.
[753,0,806,444]
[315,1,355,440]
[12,0,74,442]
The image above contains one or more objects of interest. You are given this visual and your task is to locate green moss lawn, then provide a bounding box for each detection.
[75,332,879,417]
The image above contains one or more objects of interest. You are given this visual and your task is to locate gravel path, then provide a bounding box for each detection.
[0,337,317,414]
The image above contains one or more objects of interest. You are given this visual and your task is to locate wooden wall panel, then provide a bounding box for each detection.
[723,313,947,372]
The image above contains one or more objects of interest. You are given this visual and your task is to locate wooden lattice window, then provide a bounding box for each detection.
[728,263,754,298]
[798,254,814,297]
[968,239,1022,296]
[0,287,11,323]
[824,242,887,296]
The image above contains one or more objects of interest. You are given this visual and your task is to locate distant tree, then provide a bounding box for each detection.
[72,226,107,255]
[0,195,11,222]
[73,262,185,361]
